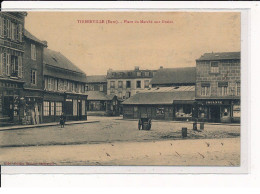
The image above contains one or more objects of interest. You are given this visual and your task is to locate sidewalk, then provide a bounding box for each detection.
[0,119,100,131]
[116,118,240,126]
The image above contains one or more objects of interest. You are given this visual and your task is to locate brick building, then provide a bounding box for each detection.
[43,48,88,123]
[85,75,107,93]
[21,29,47,125]
[195,52,240,123]
[0,12,27,126]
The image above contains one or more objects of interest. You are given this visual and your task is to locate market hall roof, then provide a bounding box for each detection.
[196,52,240,61]
[150,67,196,85]
[43,48,87,83]
[85,91,116,101]
[86,75,107,83]
[24,29,47,46]
[122,86,195,105]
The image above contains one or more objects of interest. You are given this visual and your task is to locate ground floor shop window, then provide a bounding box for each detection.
[51,102,55,116]
[198,106,208,119]
[175,104,192,118]
[233,104,240,118]
[73,100,77,116]
[43,101,49,116]
[221,106,230,117]
[56,102,63,116]
[82,100,86,115]
[156,107,164,115]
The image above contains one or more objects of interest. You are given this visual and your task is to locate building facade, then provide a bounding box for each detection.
[0,12,27,126]
[85,75,107,93]
[195,52,240,123]
[122,86,196,121]
[21,29,47,125]
[107,66,157,100]
[86,91,120,116]
[43,48,88,123]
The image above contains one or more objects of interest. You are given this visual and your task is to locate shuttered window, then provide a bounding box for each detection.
[18,24,22,42]
[0,53,3,75]
[6,53,10,76]
[31,44,36,60]
[18,56,22,78]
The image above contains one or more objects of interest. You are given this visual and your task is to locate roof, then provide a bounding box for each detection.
[44,48,85,74]
[24,29,47,46]
[85,91,116,101]
[86,75,107,83]
[150,67,196,85]
[122,86,195,105]
[197,52,240,61]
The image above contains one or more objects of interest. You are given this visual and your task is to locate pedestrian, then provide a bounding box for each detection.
[60,112,65,128]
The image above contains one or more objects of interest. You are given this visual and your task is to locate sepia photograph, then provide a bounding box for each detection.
[0,11,242,167]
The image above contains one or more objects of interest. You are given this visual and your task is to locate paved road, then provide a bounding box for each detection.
[0,116,240,147]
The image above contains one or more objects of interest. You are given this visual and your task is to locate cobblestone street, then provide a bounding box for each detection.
[0,116,240,147]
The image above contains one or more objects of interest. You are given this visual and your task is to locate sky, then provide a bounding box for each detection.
[25,12,240,76]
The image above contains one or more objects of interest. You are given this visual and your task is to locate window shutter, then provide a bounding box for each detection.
[18,56,22,78]
[18,24,22,42]
[6,53,10,76]
[3,18,7,36]
[0,53,3,75]
[0,17,3,37]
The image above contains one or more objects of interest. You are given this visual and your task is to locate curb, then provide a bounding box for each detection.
[0,120,100,131]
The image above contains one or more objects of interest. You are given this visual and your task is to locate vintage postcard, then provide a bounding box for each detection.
[0,10,246,172]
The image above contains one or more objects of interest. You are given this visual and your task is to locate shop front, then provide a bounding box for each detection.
[173,100,195,121]
[0,79,24,126]
[64,93,88,121]
[197,99,240,123]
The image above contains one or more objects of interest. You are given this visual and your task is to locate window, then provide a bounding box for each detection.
[10,55,19,77]
[43,101,49,116]
[144,80,150,88]
[110,88,115,93]
[85,85,89,91]
[110,81,115,88]
[118,92,122,99]
[51,102,55,116]
[236,82,240,96]
[11,22,16,40]
[44,78,48,90]
[136,80,141,88]
[137,72,141,77]
[118,81,123,88]
[56,102,63,116]
[210,61,219,73]
[126,81,131,88]
[126,92,131,98]
[0,53,3,75]
[99,84,103,92]
[218,82,228,96]
[31,70,37,85]
[201,83,210,96]
[145,72,150,76]
[82,84,85,93]
[31,44,36,60]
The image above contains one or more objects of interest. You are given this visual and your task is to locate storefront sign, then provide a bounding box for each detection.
[66,99,72,102]
[206,100,223,105]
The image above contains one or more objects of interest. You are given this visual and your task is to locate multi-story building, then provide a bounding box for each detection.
[195,52,240,123]
[21,29,47,125]
[43,48,88,123]
[85,75,107,93]
[0,12,27,126]
[107,66,157,100]
[122,67,196,121]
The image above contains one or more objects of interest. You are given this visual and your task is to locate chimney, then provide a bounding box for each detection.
[42,40,48,47]
[134,66,139,71]
[160,66,163,69]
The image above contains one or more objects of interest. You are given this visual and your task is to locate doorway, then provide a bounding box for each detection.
[209,106,220,122]
[3,96,14,121]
